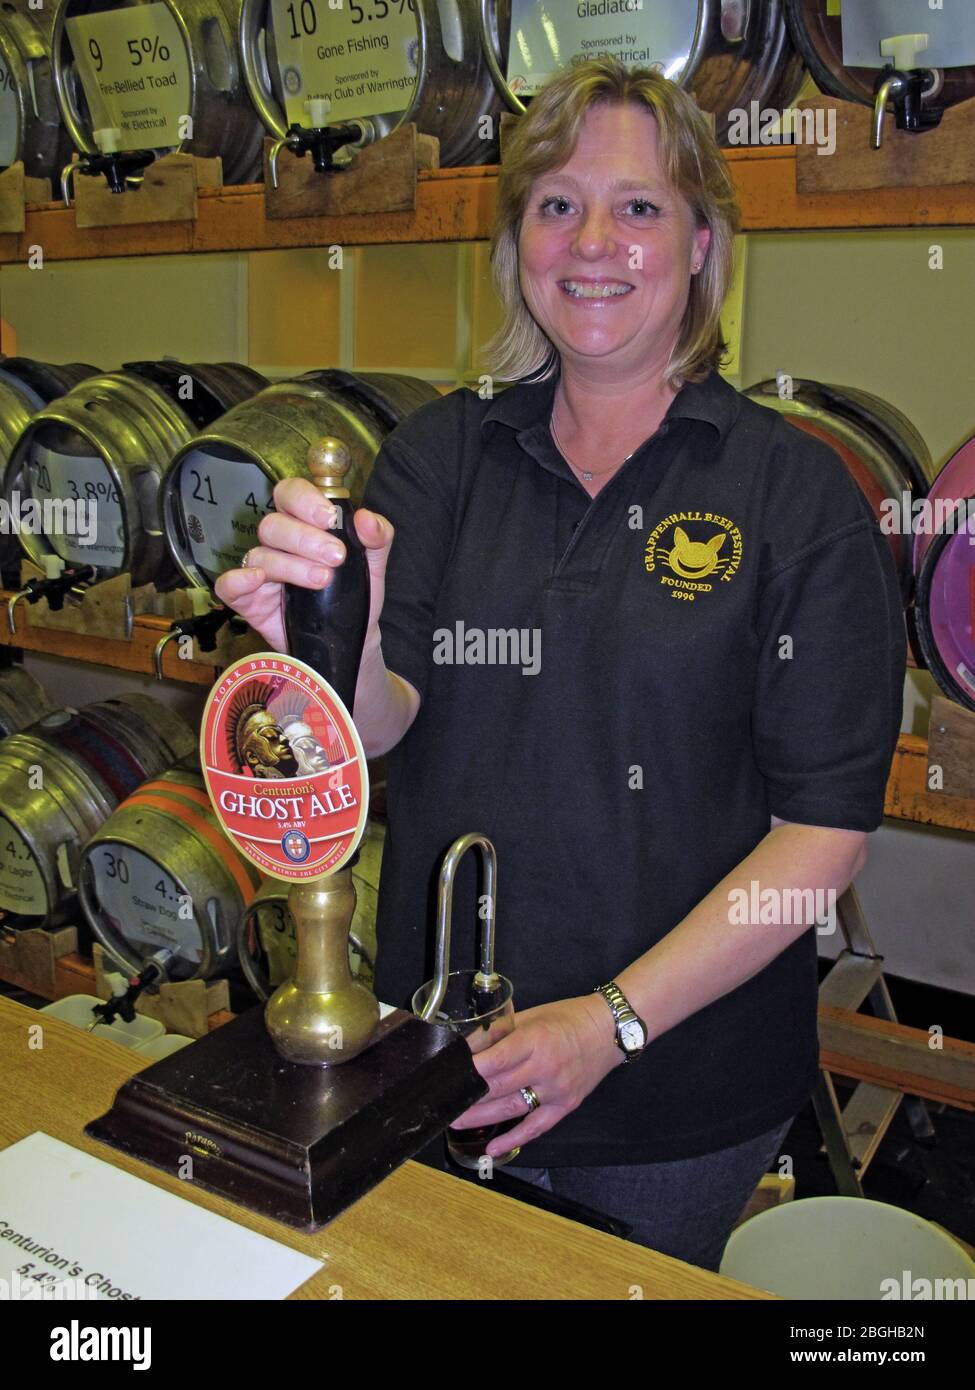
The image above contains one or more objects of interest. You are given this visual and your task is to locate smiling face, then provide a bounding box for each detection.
[517,102,711,380]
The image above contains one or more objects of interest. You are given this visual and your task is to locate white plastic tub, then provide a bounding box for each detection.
[721,1195,975,1300]
[132,1033,194,1060]
[40,994,165,1049]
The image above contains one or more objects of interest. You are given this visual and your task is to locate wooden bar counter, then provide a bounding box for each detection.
[0,997,771,1301]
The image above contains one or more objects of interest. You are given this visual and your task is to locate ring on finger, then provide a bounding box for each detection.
[520,1086,541,1113]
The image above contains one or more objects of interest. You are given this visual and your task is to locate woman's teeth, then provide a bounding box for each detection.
[559,281,633,299]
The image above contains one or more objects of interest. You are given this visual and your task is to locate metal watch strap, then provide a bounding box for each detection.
[594,980,647,1061]
[597,981,636,1027]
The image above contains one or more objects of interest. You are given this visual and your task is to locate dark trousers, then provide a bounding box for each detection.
[506,1118,794,1272]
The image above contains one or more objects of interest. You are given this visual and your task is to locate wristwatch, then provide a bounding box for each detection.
[594,981,649,1063]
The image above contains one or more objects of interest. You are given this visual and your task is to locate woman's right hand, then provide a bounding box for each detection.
[214,476,394,654]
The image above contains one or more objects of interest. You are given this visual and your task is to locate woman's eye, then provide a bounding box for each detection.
[537,195,660,217]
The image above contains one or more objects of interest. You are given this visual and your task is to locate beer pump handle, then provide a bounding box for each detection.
[283,438,371,714]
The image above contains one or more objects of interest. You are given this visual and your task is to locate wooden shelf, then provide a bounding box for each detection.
[725,146,975,233]
[0,590,218,686]
[884,733,975,834]
[0,165,497,265]
[3,149,975,266]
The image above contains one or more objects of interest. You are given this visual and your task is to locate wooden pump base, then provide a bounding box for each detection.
[85,1003,486,1231]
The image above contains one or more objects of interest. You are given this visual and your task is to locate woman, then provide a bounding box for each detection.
[217,57,905,1271]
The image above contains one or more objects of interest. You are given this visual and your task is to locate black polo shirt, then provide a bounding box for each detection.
[361,367,906,1165]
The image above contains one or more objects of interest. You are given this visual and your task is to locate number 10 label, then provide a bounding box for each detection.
[268,0,419,129]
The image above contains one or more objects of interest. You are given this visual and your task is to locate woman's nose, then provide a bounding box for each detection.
[571,206,618,256]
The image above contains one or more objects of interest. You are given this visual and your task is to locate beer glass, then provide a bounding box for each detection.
[412,969,521,1169]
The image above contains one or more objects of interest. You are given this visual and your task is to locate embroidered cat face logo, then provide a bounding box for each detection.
[658,526,727,580]
[645,512,743,599]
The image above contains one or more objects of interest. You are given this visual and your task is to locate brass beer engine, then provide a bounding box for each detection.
[265,870,379,1066]
[86,441,489,1231]
[261,438,379,1069]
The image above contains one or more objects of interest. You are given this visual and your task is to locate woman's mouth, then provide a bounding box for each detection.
[558,280,634,300]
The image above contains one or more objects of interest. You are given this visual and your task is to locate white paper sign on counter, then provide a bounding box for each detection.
[0,1133,323,1300]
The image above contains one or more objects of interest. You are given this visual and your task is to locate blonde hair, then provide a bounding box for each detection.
[482,55,740,388]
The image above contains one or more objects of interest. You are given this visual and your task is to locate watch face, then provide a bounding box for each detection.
[620,1019,645,1052]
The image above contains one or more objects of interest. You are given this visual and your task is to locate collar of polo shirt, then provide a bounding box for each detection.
[478,366,741,448]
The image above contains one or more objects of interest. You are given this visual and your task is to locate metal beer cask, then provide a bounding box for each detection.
[0,0,74,181]
[161,368,439,591]
[0,356,99,409]
[0,693,195,929]
[913,494,975,714]
[0,665,53,735]
[0,356,99,573]
[480,0,806,145]
[745,377,932,602]
[915,435,975,577]
[79,762,263,981]
[912,432,975,712]
[814,382,934,498]
[239,0,503,167]
[784,0,975,113]
[1,359,265,587]
[51,0,265,183]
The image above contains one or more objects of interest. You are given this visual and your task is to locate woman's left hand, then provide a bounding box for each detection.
[449,996,625,1157]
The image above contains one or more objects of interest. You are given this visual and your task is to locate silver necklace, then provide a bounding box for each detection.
[550,411,633,483]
